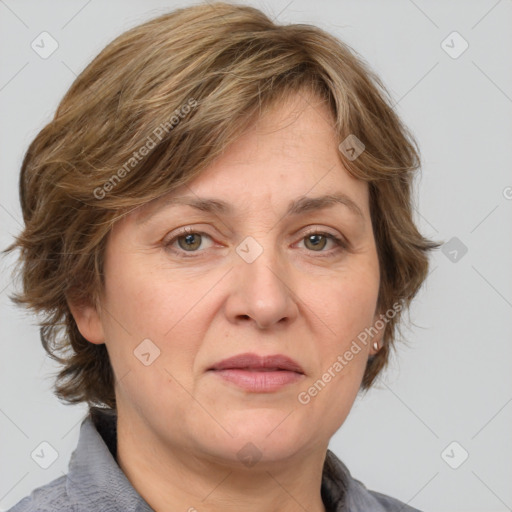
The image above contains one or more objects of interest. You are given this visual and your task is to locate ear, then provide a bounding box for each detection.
[67,298,106,345]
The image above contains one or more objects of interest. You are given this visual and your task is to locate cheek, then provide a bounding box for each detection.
[101,252,221,381]
[103,249,205,336]
[298,269,378,423]
[101,260,216,409]
[304,265,379,349]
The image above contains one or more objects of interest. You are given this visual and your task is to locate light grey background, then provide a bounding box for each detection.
[1,1,511,511]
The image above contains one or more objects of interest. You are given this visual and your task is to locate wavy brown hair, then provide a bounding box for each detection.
[3,2,441,411]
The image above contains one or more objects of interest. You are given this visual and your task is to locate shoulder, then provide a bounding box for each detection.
[354,483,422,512]
[6,475,77,512]
[7,409,153,512]
[323,450,423,512]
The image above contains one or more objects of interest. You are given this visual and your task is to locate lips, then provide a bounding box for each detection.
[208,353,304,374]
[207,353,305,392]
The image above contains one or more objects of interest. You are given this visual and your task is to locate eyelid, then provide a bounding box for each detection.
[163,226,215,249]
[296,227,349,253]
[300,226,345,241]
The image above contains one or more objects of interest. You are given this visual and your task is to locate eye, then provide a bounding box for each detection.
[297,229,348,256]
[164,227,214,256]
[163,226,348,259]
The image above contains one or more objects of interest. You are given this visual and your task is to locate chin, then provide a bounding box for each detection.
[197,412,314,466]
[203,436,309,470]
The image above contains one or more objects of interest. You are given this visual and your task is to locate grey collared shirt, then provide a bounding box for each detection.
[8,407,422,512]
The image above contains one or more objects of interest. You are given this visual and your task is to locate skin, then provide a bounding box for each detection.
[69,91,384,512]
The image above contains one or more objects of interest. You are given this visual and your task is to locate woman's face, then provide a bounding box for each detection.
[73,92,382,466]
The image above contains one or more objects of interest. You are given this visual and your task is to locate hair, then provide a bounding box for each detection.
[3,1,441,411]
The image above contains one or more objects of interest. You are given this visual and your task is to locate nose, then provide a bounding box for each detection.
[224,239,299,330]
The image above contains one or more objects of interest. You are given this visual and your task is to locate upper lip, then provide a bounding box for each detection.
[208,353,304,374]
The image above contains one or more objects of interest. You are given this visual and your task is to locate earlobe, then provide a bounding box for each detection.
[67,300,106,345]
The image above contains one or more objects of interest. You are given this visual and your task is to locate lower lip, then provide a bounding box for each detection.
[210,369,304,392]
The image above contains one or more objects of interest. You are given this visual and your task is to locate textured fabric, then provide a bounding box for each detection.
[8,407,422,512]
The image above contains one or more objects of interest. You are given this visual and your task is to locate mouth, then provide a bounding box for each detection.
[207,353,305,392]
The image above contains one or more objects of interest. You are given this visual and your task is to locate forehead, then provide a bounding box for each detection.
[129,91,369,224]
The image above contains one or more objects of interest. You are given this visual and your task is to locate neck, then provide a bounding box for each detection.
[116,414,328,512]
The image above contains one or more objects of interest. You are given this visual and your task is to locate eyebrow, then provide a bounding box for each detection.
[136,192,365,225]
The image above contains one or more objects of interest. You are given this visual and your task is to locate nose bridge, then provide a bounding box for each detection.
[228,232,297,328]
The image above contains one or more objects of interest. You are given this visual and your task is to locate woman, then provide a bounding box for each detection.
[5,3,440,511]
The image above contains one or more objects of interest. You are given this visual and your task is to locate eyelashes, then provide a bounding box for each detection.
[163,226,349,259]
[299,229,348,253]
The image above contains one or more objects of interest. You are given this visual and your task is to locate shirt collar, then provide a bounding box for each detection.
[67,407,358,512]
[66,407,153,511]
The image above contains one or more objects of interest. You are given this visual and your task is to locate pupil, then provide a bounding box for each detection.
[179,233,201,250]
[307,234,326,250]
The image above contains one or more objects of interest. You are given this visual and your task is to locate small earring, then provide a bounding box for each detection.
[373,342,379,351]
